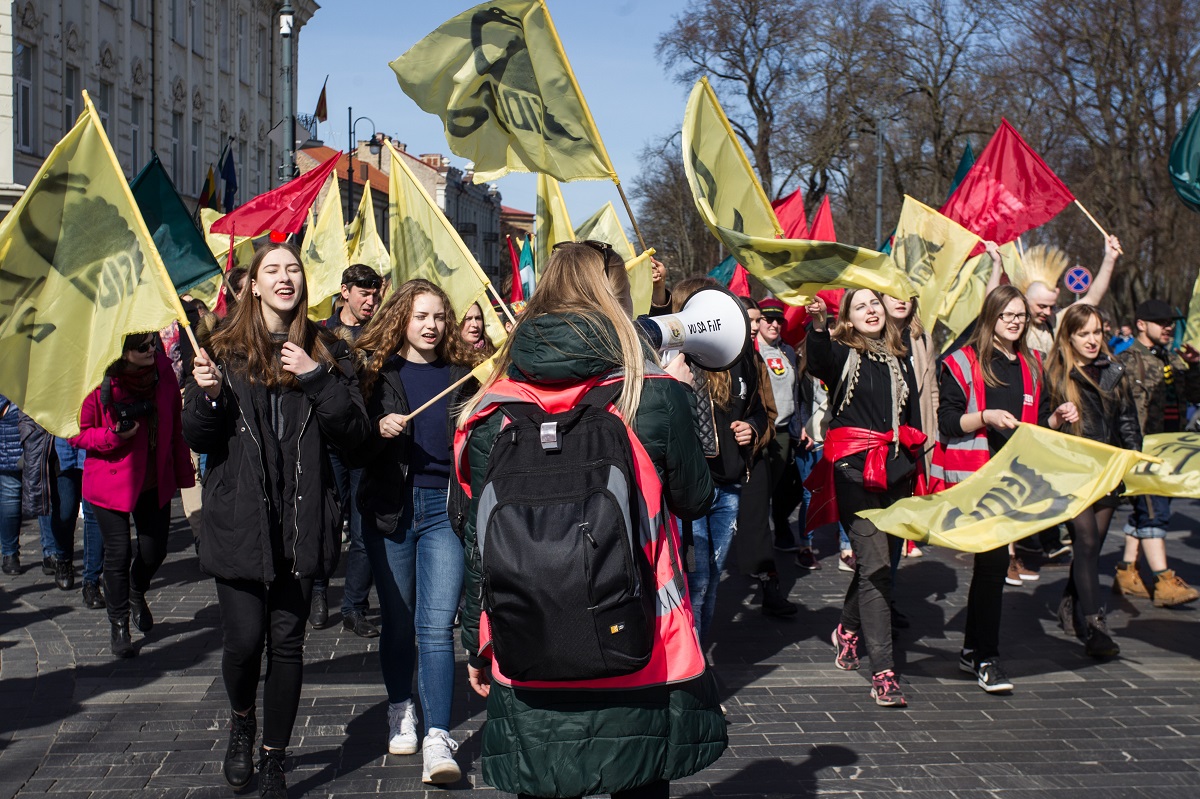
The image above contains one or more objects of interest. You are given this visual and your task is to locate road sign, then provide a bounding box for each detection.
[1065,265,1092,294]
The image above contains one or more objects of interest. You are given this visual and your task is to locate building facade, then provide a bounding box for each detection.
[3,0,319,218]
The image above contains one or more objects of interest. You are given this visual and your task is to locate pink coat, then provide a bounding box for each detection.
[70,351,195,513]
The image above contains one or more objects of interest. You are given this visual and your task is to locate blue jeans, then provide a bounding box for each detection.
[1129,495,1171,538]
[796,445,851,551]
[37,468,103,579]
[363,486,463,734]
[687,482,740,646]
[332,453,371,614]
[0,470,21,557]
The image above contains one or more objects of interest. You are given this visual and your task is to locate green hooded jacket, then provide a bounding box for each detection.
[459,313,725,796]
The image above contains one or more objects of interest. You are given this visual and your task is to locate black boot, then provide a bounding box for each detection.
[110,619,135,659]
[54,557,74,591]
[82,581,106,609]
[257,747,288,799]
[1,554,19,575]
[41,555,56,576]
[309,589,329,629]
[760,574,798,617]
[1084,612,1120,658]
[223,708,257,788]
[129,590,153,633]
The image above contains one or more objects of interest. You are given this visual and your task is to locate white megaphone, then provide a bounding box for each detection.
[637,285,751,372]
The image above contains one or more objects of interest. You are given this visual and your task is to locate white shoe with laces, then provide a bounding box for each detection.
[421,728,461,784]
[387,700,419,755]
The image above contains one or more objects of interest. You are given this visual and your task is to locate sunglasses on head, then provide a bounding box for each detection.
[554,239,615,262]
[348,277,382,291]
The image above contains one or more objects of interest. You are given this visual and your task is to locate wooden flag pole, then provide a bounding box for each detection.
[399,369,478,424]
[1074,200,1110,239]
[614,180,649,254]
[486,281,518,326]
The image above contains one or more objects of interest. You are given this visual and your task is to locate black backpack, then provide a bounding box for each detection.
[476,383,655,682]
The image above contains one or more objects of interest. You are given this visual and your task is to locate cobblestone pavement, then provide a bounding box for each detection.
[2,501,1199,798]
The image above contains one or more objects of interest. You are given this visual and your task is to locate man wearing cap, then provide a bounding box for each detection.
[311,263,383,636]
[1114,298,1200,606]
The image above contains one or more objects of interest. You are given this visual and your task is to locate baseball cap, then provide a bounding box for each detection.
[759,298,786,319]
[1134,299,1174,323]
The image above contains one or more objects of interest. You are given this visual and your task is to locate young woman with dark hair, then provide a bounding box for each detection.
[71,333,194,659]
[352,278,473,783]
[805,289,923,708]
[1044,303,1142,658]
[184,241,369,799]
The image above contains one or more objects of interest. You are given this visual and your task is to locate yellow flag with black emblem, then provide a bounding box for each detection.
[0,91,188,437]
[936,241,1022,351]
[390,0,615,184]
[1124,433,1200,498]
[682,77,914,304]
[345,182,391,276]
[891,196,980,332]
[301,173,349,320]
[535,173,574,275]
[386,141,507,347]
[859,425,1153,553]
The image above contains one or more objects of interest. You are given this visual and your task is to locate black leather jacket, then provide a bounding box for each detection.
[1064,357,1142,450]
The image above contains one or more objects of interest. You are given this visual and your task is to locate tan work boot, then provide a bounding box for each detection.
[1152,570,1200,607]
[1113,562,1150,599]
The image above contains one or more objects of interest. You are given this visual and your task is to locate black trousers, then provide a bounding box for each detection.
[962,545,1010,662]
[736,455,776,576]
[92,490,172,625]
[518,779,668,799]
[215,573,313,749]
[769,435,803,543]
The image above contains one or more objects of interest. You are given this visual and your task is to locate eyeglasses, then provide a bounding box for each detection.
[998,312,1029,324]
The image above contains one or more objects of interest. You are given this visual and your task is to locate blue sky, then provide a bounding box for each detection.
[297,1,691,235]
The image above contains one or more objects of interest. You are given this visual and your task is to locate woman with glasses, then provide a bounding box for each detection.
[71,333,195,659]
[1045,304,1141,658]
[932,286,1077,691]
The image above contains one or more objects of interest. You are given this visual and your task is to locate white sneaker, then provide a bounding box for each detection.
[386,700,419,755]
[421,728,461,784]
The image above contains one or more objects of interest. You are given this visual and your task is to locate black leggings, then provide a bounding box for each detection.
[962,545,1010,661]
[215,574,313,749]
[518,779,668,799]
[1065,504,1115,617]
[92,491,172,624]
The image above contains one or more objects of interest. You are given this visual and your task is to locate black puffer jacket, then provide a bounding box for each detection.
[355,356,473,537]
[1049,356,1142,450]
[182,336,369,583]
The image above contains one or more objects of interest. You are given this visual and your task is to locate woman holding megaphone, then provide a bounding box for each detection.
[804,289,924,708]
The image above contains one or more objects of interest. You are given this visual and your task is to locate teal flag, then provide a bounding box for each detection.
[130,153,222,292]
[708,254,737,286]
[1170,104,1200,213]
[518,236,535,298]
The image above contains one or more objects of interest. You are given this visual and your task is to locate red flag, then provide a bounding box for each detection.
[507,235,524,303]
[782,288,845,347]
[939,118,1074,246]
[729,264,750,296]
[807,196,837,241]
[771,187,809,238]
[210,151,341,238]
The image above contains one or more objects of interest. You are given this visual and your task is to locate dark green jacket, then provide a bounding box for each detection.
[460,313,724,796]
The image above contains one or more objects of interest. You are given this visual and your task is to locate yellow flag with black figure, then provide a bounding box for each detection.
[345,183,390,276]
[536,173,574,275]
[858,425,1153,553]
[891,196,980,332]
[575,202,635,262]
[681,77,914,304]
[390,0,615,184]
[937,241,1021,352]
[0,92,187,437]
[1186,270,1200,348]
[1124,433,1200,498]
[386,141,507,348]
[301,173,350,320]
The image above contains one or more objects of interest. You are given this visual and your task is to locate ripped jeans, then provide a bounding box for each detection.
[687,482,741,646]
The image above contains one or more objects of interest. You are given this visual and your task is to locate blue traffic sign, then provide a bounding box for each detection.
[1065,266,1092,294]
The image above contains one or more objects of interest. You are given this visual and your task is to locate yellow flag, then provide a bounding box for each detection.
[390,0,615,184]
[937,241,1021,351]
[623,249,656,318]
[859,425,1152,553]
[575,202,635,262]
[1186,269,1200,348]
[186,272,224,311]
[386,141,508,347]
[301,173,350,317]
[0,92,186,437]
[536,173,575,275]
[200,208,255,270]
[891,196,980,331]
[1124,433,1200,498]
[345,182,390,276]
[682,78,914,304]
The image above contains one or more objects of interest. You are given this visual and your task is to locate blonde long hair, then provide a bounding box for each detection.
[832,289,907,356]
[458,242,648,426]
[1045,304,1106,435]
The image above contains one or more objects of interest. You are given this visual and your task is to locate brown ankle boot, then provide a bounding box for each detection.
[1152,570,1200,607]
[1113,562,1150,599]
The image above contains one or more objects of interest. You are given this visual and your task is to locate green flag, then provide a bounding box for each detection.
[130,152,222,293]
[1170,103,1200,213]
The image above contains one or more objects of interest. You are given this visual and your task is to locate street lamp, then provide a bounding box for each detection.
[874,116,885,247]
[346,110,378,220]
[279,2,296,180]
